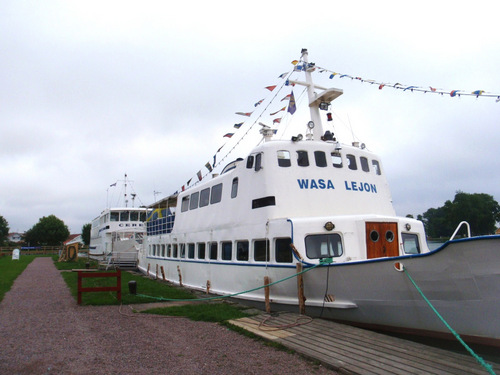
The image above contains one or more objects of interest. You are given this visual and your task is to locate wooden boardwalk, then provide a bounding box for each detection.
[229,313,500,375]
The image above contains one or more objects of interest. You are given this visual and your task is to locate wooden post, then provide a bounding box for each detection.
[160,266,166,281]
[177,265,183,287]
[155,264,159,280]
[206,280,211,294]
[147,263,150,276]
[264,276,271,313]
[296,263,306,315]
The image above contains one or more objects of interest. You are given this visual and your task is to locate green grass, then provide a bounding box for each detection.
[143,302,250,322]
[0,255,37,303]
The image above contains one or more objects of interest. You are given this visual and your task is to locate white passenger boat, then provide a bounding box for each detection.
[89,175,148,268]
[138,49,500,347]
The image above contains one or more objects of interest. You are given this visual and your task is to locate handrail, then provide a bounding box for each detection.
[450,221,471,240]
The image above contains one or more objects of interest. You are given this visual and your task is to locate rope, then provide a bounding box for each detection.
[402,267,496,375]
[135,258,331,303]
[258,312,313,331]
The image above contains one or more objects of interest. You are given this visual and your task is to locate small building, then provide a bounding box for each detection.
[64,234,83,246]
[7,232,23,243]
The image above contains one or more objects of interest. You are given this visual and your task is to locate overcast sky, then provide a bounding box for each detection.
[1,0,499,234]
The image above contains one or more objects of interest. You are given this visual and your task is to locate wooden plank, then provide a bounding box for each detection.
[264,276,271,313]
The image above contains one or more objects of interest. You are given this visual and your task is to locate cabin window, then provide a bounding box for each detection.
[130,211,139,221]
[148,245,151,256]
[161,244,166,257]
[314,151,327,167]
[346,154,357,170]
[167,244,171,257]
[173,244,178,258]
[197,243,206,259]
[188,243,195,259]
[221,242,232,260]
[120,211,129,221]
[276,238,293,263]
[231,178,238,198]
[305,234,343,259]
[255,153,263,171]
[181,196,190,212]
[297,150,309,167]
[190,192,199,210]
[236,241,249,261]
[180,243,186,258]
[402,233,420,254]
[210,183,223,204]
[277,150,291,167]
[372,160,382,175]
[210,242,218,260]
[331,152,343,168]
[199,188,210,207]
[360,157,370,172]
[252,196,276,209]
[153,244,157,257]
[110,212,119,222]
[246,155,254,169]
[254,239,270,262]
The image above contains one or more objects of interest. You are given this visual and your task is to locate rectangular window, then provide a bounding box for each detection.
[276,238,293,263]
[246,155,254,169]
[346,154,357,170]
[252,196,276,209]
[167,244,172,257]
[190,192,199,210]
[305,234,343,259]
[180,243,186,258]
[254,239,270,262]
[110,212,119,221]
[130,211,139,221]
[209,242,218,260]
[297,150,309,166]
[161,244,166,257]
[197,243,206,259]
[173,244,178,258]
[331,152,343,168]
[402,233,420,254]
[314,151,327,167]
[210,183,223,204]
[372,160,382,175]
[181,196,190,212]
[120,211,129,221]
[221,241,232,260]
[360,156,370,172]
[277,150,291,167]
[236,240,249,261]
[188,243,195,259]
[255,153,262,171]
[199,188,210,207]
[231,178,238,198]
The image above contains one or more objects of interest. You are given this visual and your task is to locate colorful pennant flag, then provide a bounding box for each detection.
[205,162,213,172]
[254,99,264,107]
[223,133,234,138]
[281,94,291,101]
[234,122,243,129]
[288,91,296,115]
[235,111,253,117]
[197,171,202,181]
[270,107,286,116]
[278,72,287,78]
[265,85,276,92]
[273,118,282,124]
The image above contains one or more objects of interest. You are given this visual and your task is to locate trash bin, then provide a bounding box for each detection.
[128,280,137,295]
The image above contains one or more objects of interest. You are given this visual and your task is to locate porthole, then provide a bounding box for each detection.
[370,230,379,242]
[385,230,395,243]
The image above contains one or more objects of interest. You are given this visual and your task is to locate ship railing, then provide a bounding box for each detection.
[449,221,471,241]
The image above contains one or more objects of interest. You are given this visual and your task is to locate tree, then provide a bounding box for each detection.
[81,223,91,246]
[24,215,70,246]
[423,192,500,238]
[0,215,9,246]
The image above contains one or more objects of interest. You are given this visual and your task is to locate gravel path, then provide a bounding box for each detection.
[0,258,337,374]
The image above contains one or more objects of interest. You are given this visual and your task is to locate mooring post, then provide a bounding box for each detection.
[147,263,150,276]
[160,266,166,281]
[296,263,306,314]
[177,265,183,287]
[264,276,271,313]
[206,280,211,294]
[155,264,158,280]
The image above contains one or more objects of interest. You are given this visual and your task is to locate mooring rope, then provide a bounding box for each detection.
[135,258,331,303]
[402,267,496,375]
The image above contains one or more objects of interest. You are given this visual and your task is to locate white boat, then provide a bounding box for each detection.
[89,175,148,268]
[137,49,500,347]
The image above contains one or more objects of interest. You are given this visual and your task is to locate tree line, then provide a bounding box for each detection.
[0,191,499,246]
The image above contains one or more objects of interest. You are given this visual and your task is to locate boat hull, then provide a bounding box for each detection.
[139,236,500,347]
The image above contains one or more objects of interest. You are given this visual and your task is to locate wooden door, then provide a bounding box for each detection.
[365,222,399,259]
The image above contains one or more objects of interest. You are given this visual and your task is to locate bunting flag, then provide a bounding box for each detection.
[281,94,291,101]
[205,162,213,172]
[235,111,253,117]
[223,133,234,138]
[197,171,202,181]
[187,178,192,186]
[109,182,117,187]
[278,72,287,78]
[291,60,299,65]
[270,107,286,116]
[273,118,282,124]
[182,185,185,192]
[254,99,264,107]
[288,91,296,115]
[234,122,243,129]
[265,85,277,91]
